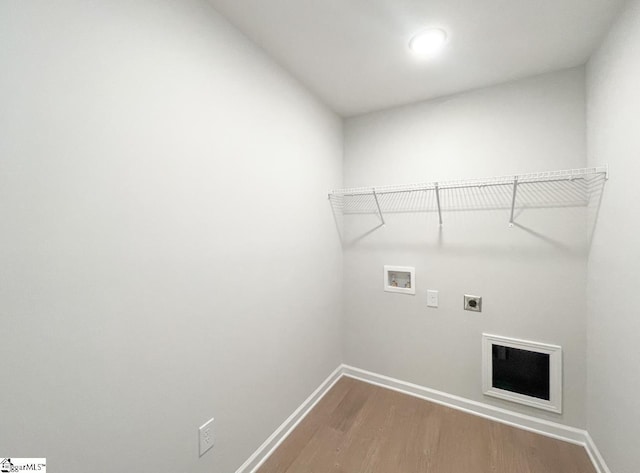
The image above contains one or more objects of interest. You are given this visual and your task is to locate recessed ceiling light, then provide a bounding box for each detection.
[409,28,448,58]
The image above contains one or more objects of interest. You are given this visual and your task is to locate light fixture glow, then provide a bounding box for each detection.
[409,28,448,57]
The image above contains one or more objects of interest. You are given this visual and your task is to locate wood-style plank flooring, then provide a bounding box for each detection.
[257,377,596,473]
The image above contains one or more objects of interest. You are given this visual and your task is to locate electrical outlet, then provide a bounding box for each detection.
[427,290,439,308]
[464,295,482,312]
[199,418,215,456]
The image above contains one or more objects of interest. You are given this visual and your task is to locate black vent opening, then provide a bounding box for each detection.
[492,345,550,400]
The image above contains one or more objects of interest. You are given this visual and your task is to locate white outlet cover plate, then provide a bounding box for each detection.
[427,290,439,308]
[199,418,215,456]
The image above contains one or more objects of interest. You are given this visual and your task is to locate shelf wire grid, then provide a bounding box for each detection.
[328,166,608,218]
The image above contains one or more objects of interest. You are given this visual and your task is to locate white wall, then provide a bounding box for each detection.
[0,1,342,472]
[587,1,640,471]
[343,68,589,427]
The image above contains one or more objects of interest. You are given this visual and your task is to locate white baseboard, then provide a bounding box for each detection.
[342,365,586,445]
[236,364,611,473]
[234,364,343,473]
[585,432,612,473]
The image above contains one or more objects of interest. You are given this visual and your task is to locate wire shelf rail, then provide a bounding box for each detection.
[328,166,608,227]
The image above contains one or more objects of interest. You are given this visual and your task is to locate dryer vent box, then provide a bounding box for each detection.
[384,266,415,295]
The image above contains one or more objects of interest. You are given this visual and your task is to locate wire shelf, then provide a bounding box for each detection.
[328,166,608,227]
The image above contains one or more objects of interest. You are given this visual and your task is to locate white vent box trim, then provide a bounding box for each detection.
[482,333,562,414]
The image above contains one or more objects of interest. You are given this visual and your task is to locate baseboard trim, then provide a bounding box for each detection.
[234,364,343,473]
[342,365,586,445]
[584,432,612,473]
[236,364,611,473]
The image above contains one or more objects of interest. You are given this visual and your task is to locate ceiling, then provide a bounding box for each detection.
[208,0,624,117]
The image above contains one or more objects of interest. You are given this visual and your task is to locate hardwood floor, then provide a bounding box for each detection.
[257,377,596,473]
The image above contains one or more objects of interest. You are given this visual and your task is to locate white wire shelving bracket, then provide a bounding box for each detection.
[328,166,608,227]
[371,188,385,225]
